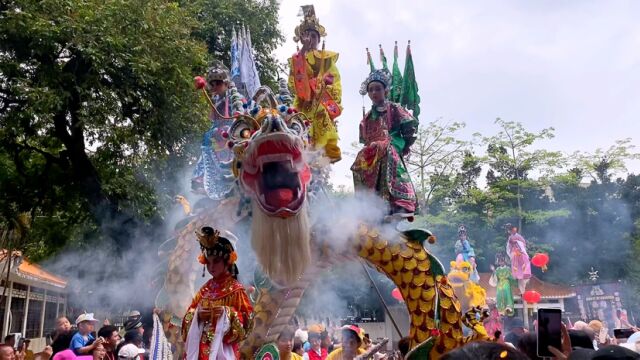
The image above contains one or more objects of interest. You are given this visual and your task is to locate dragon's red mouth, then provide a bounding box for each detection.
[240,133,311,217]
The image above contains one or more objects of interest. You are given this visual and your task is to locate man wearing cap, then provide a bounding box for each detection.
[124,314,144,337]
[303,325,327,360]
[326,325,365,360]
[182,226,253,360]
[70,313,103,355]
[118,344,144,360]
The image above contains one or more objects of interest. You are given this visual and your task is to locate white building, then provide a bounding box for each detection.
[0,251,67,350]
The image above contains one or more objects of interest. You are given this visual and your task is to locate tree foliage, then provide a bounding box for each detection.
[0,0,283,257]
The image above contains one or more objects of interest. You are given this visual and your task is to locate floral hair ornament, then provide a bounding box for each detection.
[229,251,238,264]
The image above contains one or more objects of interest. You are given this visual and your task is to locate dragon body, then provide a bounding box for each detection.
[158,85,487,359]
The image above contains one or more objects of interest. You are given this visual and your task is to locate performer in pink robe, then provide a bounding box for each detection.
[505,224,531,294]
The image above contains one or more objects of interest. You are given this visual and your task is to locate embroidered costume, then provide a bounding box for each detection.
[351,68,418,216]
[182,227,253,360]
[288,5,342,162]
[192,63,244,200]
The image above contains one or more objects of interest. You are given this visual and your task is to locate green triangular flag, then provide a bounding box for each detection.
[400,41,421,118]
[390,41,403,103]
[379,44,388,70]
[366,48,375,72]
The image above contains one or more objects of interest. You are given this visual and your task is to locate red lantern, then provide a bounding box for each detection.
[391,288,403,302]
[523,290,541,304]
[531,253,549,272]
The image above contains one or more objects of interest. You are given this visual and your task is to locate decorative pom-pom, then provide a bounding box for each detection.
[221,131,229,139]
[194,76,206,90]
[227,141,234,148]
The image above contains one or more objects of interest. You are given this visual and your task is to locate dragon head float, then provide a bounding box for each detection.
[226,84,313,285]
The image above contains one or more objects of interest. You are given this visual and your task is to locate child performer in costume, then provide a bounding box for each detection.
[288,5,342,162]
[192,62,244,200]
[182,226,253,360]
[455,224,480,283]
[351,68,418,218]
[505,224,531,295]
[489,253,515,316]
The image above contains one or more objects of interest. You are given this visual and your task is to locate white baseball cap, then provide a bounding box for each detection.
[75,313,99,325]
[118,344,145,359]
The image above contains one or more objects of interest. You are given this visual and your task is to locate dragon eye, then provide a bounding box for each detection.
[240,129,251,139]
[286,114,307,136]
[229,117,257,141]
[289,122,302,135]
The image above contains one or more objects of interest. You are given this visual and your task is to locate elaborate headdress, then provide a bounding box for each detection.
[458,224,467,237]
[205,60,230,85]
[293,5,326,42]
[196,226,237,258]
[195,227,240,280]
[359,68,392,95]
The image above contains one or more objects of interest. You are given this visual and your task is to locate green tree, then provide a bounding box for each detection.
[406,121,478,213]
[568,138,640,184]
[0,0,209,254]
[483,118,563,231]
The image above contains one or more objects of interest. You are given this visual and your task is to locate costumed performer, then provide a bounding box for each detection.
[483,305,503,341]
[325,325,366,360]
[288,5,342,162]
[447,259,486,313]
[182,226,253,360]
[303,324,327,360]
[489,253,515,317]
[505,224,531,295]
[454,224,480,283]
[351,68,418,218]
[192,62,244,200]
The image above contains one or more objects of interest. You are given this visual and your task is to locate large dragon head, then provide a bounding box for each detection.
[228,87,312,218]
[227,84,313,284]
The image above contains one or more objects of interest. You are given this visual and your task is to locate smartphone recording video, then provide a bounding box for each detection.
[537,308,562,357]
[614,328,636,340]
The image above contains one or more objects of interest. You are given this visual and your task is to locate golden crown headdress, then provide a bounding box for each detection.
[195,226,221,249]
[293,5,326,42]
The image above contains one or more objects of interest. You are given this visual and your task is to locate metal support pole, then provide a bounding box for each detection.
[22,285,30,336]
[39,289,47,338]
[360,261,403,338]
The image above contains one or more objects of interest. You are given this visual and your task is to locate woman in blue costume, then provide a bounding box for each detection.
[192,62,244,200]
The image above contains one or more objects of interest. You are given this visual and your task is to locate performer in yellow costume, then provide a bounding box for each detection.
[182,226,253,360]
[288,5,342,162]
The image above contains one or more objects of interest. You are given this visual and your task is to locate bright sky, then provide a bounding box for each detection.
[274,0,640,189]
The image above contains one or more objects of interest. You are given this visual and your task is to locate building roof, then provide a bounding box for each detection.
[479,272,575,300]
[0,250,67,289]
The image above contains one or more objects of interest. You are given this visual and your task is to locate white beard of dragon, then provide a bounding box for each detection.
[251,202,311,286]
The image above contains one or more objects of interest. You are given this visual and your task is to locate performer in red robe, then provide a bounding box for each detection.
[182,226,253,360]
